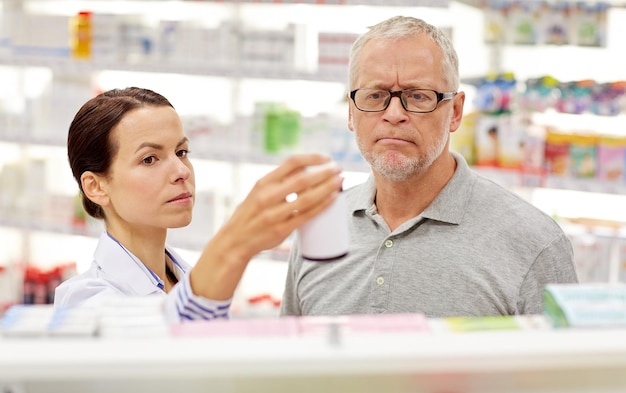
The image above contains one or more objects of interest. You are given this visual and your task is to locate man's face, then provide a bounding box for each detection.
[348,35,464,181]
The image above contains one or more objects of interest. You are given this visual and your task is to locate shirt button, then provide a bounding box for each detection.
[376,276,385,285]
[384,239,393,248]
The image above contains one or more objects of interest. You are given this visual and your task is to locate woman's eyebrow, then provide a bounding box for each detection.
[135,137,189,153]
[135,142,163,153]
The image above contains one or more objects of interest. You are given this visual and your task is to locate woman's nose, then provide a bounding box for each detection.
[172,158,192,182]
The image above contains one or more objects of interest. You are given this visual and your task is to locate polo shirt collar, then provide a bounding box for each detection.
[353,174,377,213]
[423,151,475,225]
[353,151,475,225]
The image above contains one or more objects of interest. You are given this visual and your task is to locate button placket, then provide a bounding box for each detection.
[371,236,395,313]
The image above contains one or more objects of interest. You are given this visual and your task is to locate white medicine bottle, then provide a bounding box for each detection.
[297,162,349,261]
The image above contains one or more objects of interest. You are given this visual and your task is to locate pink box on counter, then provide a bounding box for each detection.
[170,313,430,338]
[170,316,301,337]
[298,313,430,335]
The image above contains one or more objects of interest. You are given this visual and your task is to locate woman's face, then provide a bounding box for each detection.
[100,105,195,231]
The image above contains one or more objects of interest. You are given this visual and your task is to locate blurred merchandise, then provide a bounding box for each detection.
[544,283,626,328]
[481,0,610,47]
[69,10,92,59]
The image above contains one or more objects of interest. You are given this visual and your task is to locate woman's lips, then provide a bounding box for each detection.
[168,192,193,203]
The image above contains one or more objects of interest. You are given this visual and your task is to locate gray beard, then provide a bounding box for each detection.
[359,129,449,182]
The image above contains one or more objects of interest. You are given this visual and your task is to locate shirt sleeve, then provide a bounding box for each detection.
[518,232,579,314]
[163,273,232,324]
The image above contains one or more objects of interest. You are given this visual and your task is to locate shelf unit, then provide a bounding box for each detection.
[1,327,626,393]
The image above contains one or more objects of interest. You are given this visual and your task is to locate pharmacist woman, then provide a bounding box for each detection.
[54,87,343,323]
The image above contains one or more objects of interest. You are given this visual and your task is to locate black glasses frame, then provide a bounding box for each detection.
[349,88,457,113]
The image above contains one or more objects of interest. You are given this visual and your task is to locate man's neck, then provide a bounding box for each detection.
[373,153,457,231]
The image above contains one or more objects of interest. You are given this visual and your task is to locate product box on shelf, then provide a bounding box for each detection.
[0,304,97,338]
[317,32,358,80]
[569,231,613,284]
[0,12,9,58]
[616,235,626,284]
[10,13,70,59]
[596,134,626,182]
[473,113,501,167]
[543,129,571,176]
[430,314,552,333]
[450,110,478,166]
[568,133,597,178]
[170,313,432,338]
[543,283,626,328]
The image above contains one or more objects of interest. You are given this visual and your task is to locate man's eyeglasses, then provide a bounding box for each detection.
[349,88,457,113]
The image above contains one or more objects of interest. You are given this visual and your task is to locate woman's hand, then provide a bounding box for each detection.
[190,154,343,300]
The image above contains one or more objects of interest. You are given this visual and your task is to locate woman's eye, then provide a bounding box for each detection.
[142,156,156,165]
[177,149,189,158]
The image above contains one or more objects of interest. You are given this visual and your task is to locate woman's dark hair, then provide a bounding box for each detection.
[67,87,174,219]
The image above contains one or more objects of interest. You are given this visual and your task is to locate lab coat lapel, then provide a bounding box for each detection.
[93,232,164,297]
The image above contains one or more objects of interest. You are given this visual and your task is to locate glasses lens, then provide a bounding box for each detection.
[402,89,437,112]
[354,89,440,113]
[354,89,390,111]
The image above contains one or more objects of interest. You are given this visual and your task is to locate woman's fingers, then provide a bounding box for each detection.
[217,154,344,258]
[280,173,342,221]
[247,154,341,211]
[255,155,333,201]
[247,161,342,226]
[258,153,333,185]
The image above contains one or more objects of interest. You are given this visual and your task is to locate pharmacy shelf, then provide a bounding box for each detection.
[475,166,626,195]
[0,55,350,83]
[1,327,626,393]
[9,0,450,6]
[457,0,626,9]
[0,131,372,173]
[0,215,292,262]
[0,217,95,238]
[182,0,450,5]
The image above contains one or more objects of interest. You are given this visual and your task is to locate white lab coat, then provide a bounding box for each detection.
[54,231,231,323]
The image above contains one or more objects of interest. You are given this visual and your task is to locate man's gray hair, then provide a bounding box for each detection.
[348,16,459,91]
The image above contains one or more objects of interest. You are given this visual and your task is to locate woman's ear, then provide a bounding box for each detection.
[80,171,110,207]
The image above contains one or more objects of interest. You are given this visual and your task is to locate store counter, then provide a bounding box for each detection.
[1,313,626,393]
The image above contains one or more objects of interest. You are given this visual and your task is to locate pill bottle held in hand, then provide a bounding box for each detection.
[297,163,349,261]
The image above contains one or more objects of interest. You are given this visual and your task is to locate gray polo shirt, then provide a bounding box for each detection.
[281,152,578,318]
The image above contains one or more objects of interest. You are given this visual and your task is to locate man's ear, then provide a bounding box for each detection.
[80,171,110,207]
[449,91,466,133]
[347,94,355,133]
